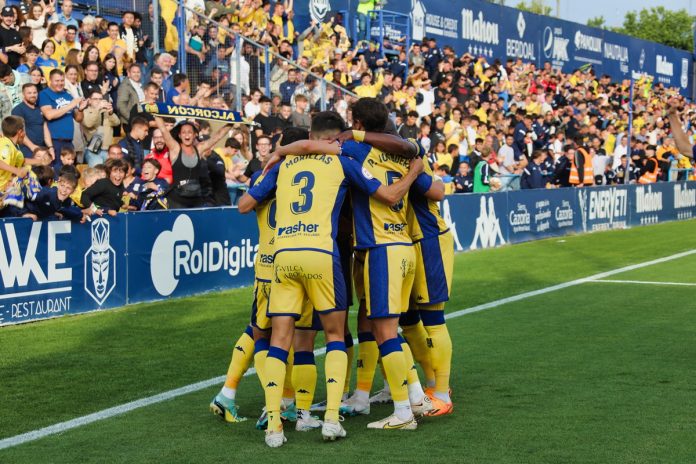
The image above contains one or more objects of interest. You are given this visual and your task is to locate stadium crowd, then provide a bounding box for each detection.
[0,0,695,221]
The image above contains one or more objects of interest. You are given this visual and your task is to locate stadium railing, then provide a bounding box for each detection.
[171,1,358,114]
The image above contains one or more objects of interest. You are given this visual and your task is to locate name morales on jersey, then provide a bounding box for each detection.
[284,154,334,167]
[277,221,320,235]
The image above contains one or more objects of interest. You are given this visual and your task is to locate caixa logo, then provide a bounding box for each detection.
[150,215,257,296]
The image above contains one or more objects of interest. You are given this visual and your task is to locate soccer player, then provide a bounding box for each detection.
[210,128,310,424]
[265,98,434,429]
[239,111,423,447]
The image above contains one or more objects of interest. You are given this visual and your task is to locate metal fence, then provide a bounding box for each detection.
[158,1,358,114]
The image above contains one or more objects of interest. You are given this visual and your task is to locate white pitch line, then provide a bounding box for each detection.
[1,248,695,451]
[591,279,696,287]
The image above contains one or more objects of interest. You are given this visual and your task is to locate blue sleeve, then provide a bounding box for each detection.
[339,157,381,195]
[38,91,51,108]
[340,140,372,164]
[60,205,83,221]
[248,164,279,202]
[412,172,433,195]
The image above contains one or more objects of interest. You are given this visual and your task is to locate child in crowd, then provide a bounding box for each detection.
[80,158,127,216]
[21,171,84,222]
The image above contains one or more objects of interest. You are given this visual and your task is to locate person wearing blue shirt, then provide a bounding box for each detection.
[279,68,299,105]
[39,69,86,171]
[12,83,50,159]
[126,158,169,210]
[520,150,548,190]
[51,0,79,28]
[21,172,83,221]
[514,114,532,154]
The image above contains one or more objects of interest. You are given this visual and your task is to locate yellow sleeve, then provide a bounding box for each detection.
[373,72,384,93]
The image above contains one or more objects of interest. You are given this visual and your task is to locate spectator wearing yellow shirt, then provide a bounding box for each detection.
[271,1,295,44]
[354,71,383,98]
[474,101,490,125]
[444,107,463,148]
[98,22,126,63]
[0,116,28,192]
[47,23,68,67]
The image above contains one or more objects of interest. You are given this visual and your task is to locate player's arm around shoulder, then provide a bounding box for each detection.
[336,131,420,159]
[377,157,425,206]
[263,139,342,173]
[238,164,280,213]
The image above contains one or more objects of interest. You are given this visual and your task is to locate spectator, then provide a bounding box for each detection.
[290,93,310,130]
[117,63,144,129]
[454,162,473,193]
[279,68,299,105]
[119,11,138,62]
[126,158,169,210]
[146,127,174,185]
[152,117,229,209]
[0,116,29,197]
[245,88,262,119]
[52,0,78,28]
[81,61,107,99]
[47,22,68,68]
[97,22,126,65]
[119,116,149,173]
[81,157,128,215]
[206,142,232,206]
[521,150,547,190]
[253,96,277,137]
[65,25,80,51]
[26,3,52,49]
[398,110,419,140]
[21,171,83,221]
[39,69,86,170]
[0,62,30,118]
[82,89,121,166]
[12,83,50,159]
[0,6,25,69]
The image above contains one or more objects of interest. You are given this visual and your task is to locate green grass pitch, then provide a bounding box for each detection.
[1,220,695,463]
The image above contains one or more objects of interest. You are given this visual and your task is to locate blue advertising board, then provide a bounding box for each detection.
[127,208,258,303]
[296,0,693,96]
[0,215,128,325]
[1,182,695,326]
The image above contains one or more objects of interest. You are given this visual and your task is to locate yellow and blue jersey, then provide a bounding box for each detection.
[340,140,415,249]
[249,170,278,282]
[0,136,24,187]
[248,154,382,255]
[407,150,450,242]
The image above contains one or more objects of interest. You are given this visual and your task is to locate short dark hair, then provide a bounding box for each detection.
[49,68,65,79]
[144,82,160,92]
[224,138,242,149]
[0,62,12,78]
[58,171,79,187]
[259,96,272,104]
[172,73,188,88]
[22,83,37,93]
[311,111,346,135]
[107,21,119,29]
[67,24,78,32]
[142,158,161,172]
[350,98,388,132]
[2,116,25,137]
[105,158,128,175]
[280,127,309,145]
[130,116,149,129]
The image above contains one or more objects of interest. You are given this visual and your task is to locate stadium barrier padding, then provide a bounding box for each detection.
[1,181,695,326]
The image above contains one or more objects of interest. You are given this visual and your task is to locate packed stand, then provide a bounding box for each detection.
[1,0,695,222]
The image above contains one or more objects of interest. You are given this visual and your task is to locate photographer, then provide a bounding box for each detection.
[81,89,120,167]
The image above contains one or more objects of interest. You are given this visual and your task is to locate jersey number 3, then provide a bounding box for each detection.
[291,171,315,214]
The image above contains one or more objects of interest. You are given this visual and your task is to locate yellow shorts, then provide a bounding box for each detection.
[411,231,454,308]
[250,279,272,330]
[353,250,366,303]
[268,250,347,321]
[363,244,416,319]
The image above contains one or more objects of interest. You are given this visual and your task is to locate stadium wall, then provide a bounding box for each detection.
[1,181,695,326]
[297,0,694,97]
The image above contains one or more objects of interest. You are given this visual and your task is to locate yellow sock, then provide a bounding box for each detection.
[263,347,288,432]
[292,352,317,411]
[379,338,409,403]
[224,327,255,390]
[325,341,348,422]
[344,334,354,395]
[399,336,420,386]
[283,348,295,400]
[401,321,435,385]
[425,323,453,396]
[356,332,379,393]
[253,338,270,389]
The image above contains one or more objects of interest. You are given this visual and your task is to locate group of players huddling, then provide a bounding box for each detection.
[208,97,455,448]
